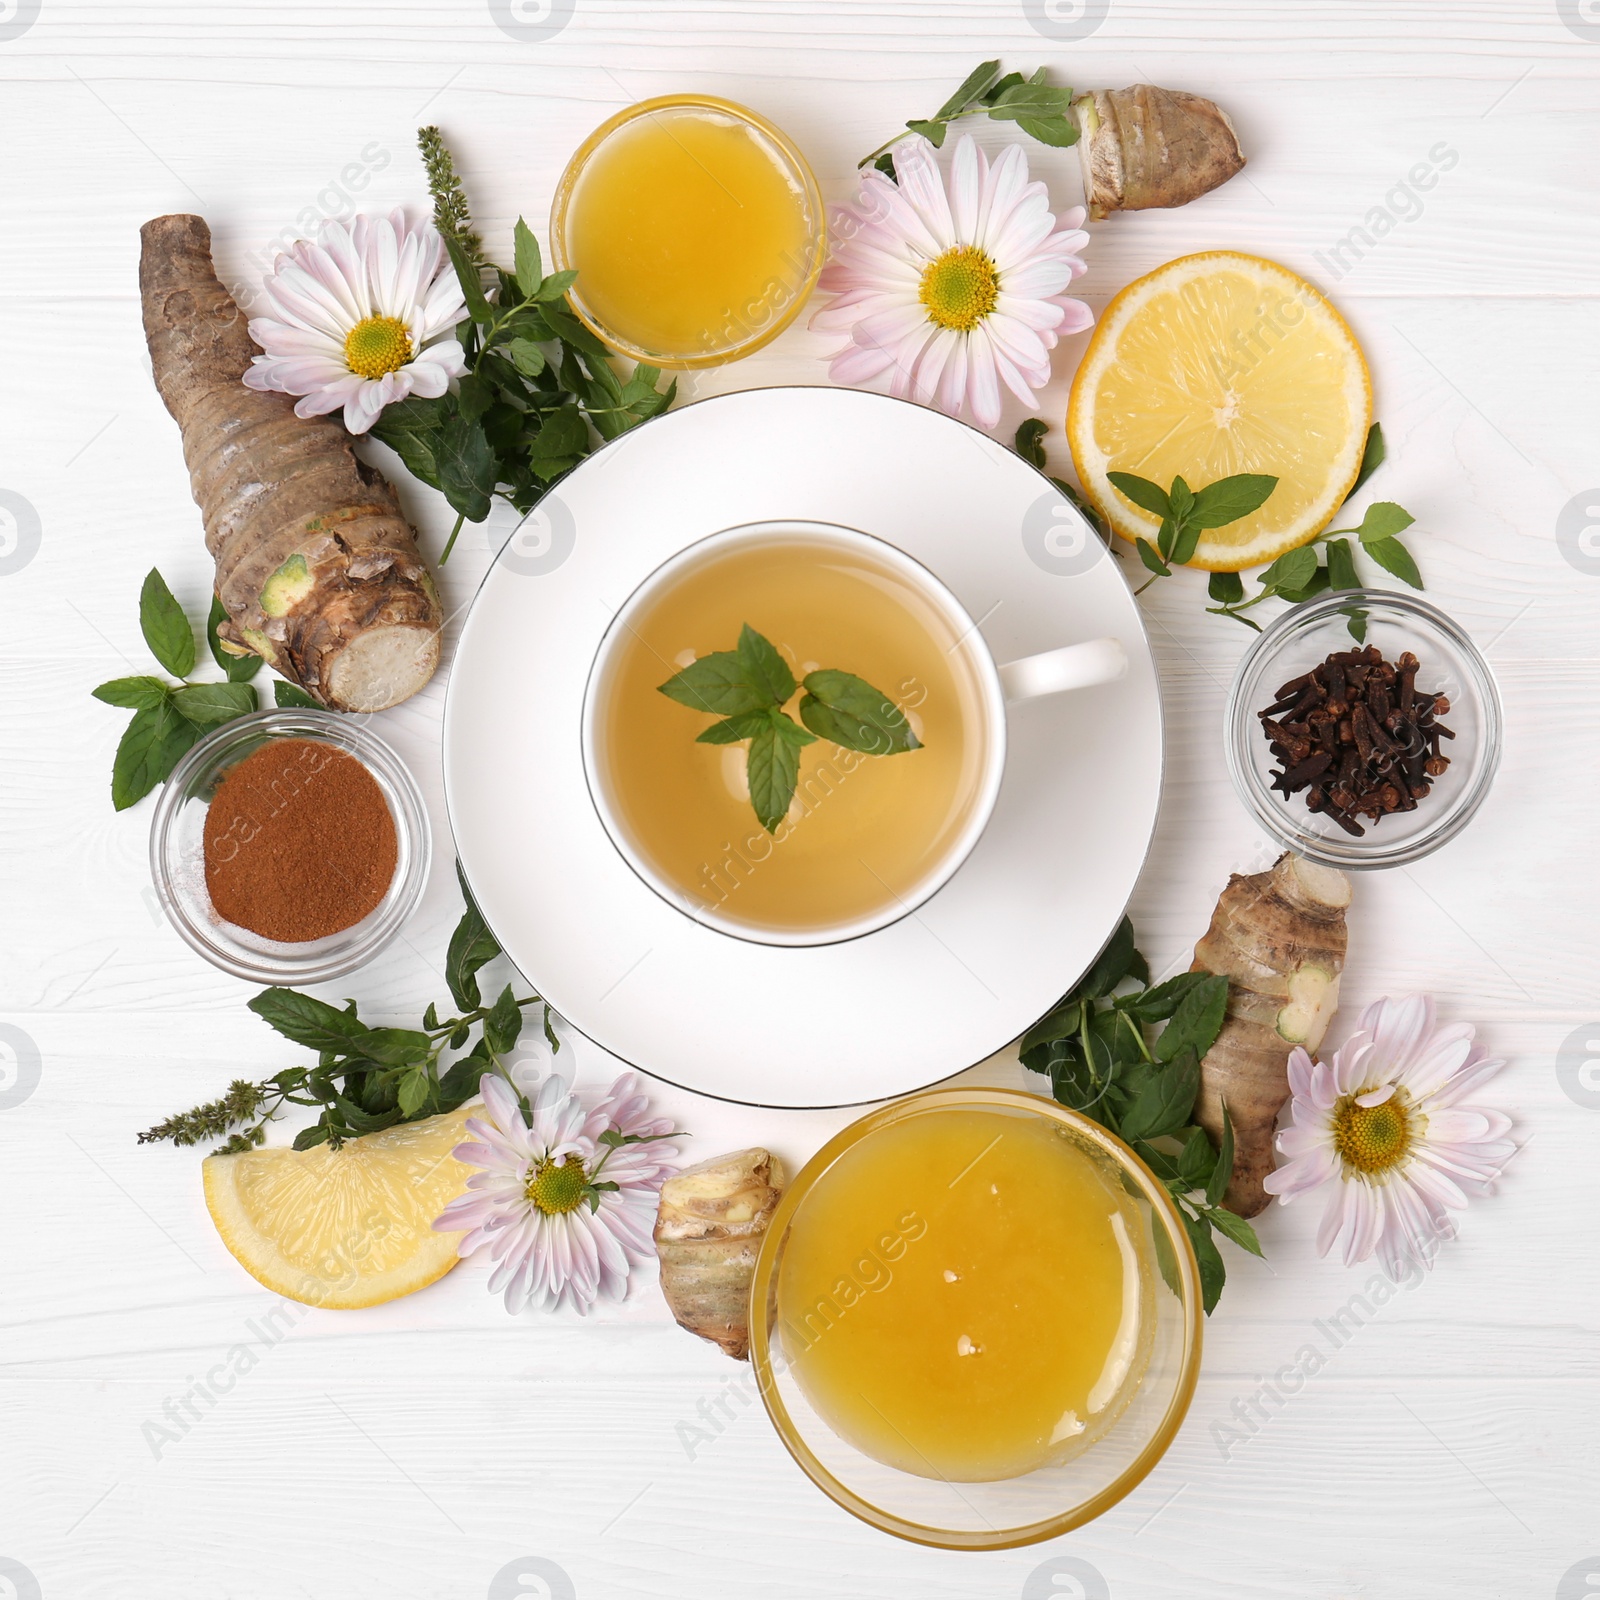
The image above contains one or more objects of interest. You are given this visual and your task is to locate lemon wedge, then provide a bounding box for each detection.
[1067,252,1372,571]
[202,1106,475,1309]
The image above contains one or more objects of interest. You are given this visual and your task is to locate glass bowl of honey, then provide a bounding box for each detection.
[748,1088,1203,1550]
[549,94,827,368]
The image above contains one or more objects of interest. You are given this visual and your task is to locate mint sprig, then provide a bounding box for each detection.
[657,624,920,833]
[1020,917,1261,1315]
[1105,468,1280,587]
[859,60,1079,178]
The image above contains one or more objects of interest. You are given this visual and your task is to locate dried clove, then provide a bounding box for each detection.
[1258,645,1454,836]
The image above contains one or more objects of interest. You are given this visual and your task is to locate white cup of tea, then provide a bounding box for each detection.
[581,520,1125,946]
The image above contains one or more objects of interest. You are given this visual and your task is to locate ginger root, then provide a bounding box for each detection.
[1193,853,1351,1217]
[1072,86,1245,220]
[655,1148,785,1360]
[139,215,442,713]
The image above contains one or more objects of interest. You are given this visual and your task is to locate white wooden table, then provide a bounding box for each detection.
[3,3,1596,1595]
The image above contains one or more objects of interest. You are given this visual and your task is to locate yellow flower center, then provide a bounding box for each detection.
[1331,1089,1418,1176]
[526,1154,589,1215]
[343,314,414,380]
[919,245,1000,333]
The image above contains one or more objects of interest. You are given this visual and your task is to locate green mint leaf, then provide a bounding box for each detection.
[1106,471,1172,518]
[1188,474,1278,530]
[933,59,1004,120]
[542,305,612,363]
[273,680,321,710]
[292,1123,333,1152]
[1072,917,1149,1001]
[1259,544,1318,596]
[1278,561,1331,605]
[799,669,920,755]
[1206,1202,1264,1257]
[1324,537,1359,591]
[736,624,796,706]
[980,70,1028,104]
[435,413,497,521]
[696,710,775,745]
[1168,477,1196,522]
[1020,998,1084,1054]
[1214,607,1264,632]
[1206,1103,1236,1208]
[171,681,257,727]
[444,232,493,325]
[769,708,817,749]
[370,416,442,490]
[1135,538,1171,577]
[248,988,371,1053]
[1363,535,1423,589]
[1347,501,1416,544]
[1344,605,1370,643]
[93,676,171,712]
[507,337,546,378]
[1169,517,1203,567]
[139,569,196,678]
[1118,1047,1201,1143]
[352,1027,435,1068]
[397,1066,433,1120]
[1014,418,1048,470]
[746,714,802,833]
[527,405,589,482]
[512,217,543,299]
[905,118,948,145]
[985,80,1076,122]
[1152,1215,1184,1301]
[1116,971,1213,1024]
[1348,421,1386,498]
[111,699,203,810]
[1177,1124,1219,1188]
[1012,113,1080,148]
[484,983,525,1057]
[1154,974,1229,1063]
[658,650,771,717]
[457,372,494,425]
[1207,571,1245,605]
[423,1002,440,1031]
[207,596,262,682]
[1182,1207,1227,1314]
[1157,516,1178,562]
[872,152,896,179]
[446,858,500,1012]
[535,268,579,303]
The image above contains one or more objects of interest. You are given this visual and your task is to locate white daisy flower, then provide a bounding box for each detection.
[434,1070,679,1315]
[1263,995,1514,1276]
[810,134,1092,430]
[242,208,467,434]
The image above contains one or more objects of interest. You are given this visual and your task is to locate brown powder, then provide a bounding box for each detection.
[203,737,398,943]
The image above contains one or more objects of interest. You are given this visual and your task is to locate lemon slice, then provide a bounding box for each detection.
[202,1106,475,1309]
[1067,252,1372,571]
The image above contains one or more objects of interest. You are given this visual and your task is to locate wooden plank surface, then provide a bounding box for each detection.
[2,2,1597,1595]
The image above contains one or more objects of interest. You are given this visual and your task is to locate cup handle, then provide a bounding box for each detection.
[997,637,1127,703]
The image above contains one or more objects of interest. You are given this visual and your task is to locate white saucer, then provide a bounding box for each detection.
[443,387,1162,1108]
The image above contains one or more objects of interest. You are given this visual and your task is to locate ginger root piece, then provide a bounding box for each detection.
[1072,85,1245,221]
[655,1148,785,1360]
[1192,853,1351,1218]
[139,214,441,713]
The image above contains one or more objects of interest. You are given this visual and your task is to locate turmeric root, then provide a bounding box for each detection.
[1072,86,1246,220]
[139,215,442,713]
[1192,853,1351,1217]
[655,1148,785,1360]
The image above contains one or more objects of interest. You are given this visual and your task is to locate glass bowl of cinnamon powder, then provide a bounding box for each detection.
[148,709,431,983]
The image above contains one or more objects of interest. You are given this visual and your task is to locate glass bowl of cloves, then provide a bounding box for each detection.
[1225,589,1502,869]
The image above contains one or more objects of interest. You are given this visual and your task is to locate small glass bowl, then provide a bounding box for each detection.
[549,94,826,369]
[1226,589,1502,870]
[748,1088,1203,1551]
[148,709,430,984]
